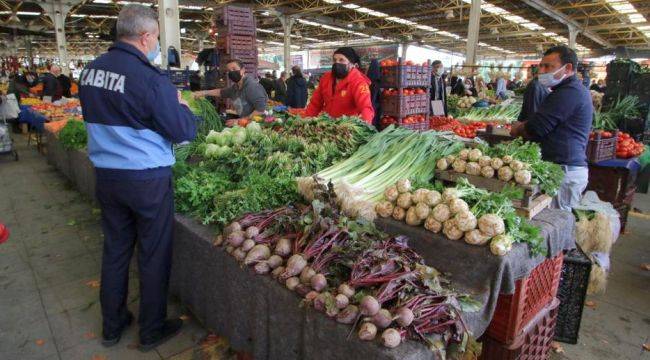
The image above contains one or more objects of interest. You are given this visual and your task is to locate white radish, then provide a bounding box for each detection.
[338,283,355,299]
[395,307,414,327]
[360,295,380,316]
[274,237,292,257]
[267,255,283,269]
[382,328,402,348]
[358,322,378,341]
[244,244,270,266]
[311,273,327,291]
[241,239,255,252]
[285,277,300,291]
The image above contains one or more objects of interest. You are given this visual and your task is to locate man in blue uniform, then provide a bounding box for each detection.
[511,46,592,211]
[78,4,197,351]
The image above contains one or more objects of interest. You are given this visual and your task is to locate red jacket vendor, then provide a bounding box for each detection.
[304,47,374,124]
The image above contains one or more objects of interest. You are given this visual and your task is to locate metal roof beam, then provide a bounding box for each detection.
[520,0,613,48]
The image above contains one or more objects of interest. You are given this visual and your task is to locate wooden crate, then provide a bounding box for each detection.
[435,170,550,219]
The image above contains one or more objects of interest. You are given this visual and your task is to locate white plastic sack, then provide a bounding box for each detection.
[0,94,20,120]
[574,191,621,243]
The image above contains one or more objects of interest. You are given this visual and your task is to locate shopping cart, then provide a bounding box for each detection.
[0,108,19,161]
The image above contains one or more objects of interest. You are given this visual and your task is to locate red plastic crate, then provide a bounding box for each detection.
[480,298,560,360]
[487,253,564,344]
[382,93,430,117]
[217,35,256,53]
[381,64,431,88]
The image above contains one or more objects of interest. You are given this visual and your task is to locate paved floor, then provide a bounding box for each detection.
[0,136,234,360]
[1,135,648,360]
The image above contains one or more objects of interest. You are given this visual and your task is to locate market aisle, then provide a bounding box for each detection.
[0,136,227,360]
[551,193,650,360]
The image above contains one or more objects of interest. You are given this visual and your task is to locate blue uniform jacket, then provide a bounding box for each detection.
[79,41,197,180]
[525,75,592,166]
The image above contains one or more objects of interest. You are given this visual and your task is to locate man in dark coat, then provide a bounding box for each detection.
[285,66,308,108]
[273,71,287,103]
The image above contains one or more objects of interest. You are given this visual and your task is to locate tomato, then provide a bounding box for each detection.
[415,88,426,95]
[238,118,250,127]
[405,60,414,66]
[602,131,612,138]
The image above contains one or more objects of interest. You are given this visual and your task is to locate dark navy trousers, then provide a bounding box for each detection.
[96,174,174,340]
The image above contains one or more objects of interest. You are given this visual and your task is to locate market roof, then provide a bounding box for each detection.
[0,0,649,59]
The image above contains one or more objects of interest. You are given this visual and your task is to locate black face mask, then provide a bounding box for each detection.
[332,63,349,79]
[228,70,243,83]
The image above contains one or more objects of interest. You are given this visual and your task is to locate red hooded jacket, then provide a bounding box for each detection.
[304,68,374,124]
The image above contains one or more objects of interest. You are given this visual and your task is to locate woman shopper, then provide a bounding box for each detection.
[285,66,308,108]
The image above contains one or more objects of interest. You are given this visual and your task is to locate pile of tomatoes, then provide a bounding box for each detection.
[382,88,427,96]
[453,125,478,139]
[381,114,427,128]
[616,132,645,159]
[588,130,616,140]
[380,59,429,67]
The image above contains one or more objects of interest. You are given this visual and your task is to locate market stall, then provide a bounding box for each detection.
[42,106,578,359]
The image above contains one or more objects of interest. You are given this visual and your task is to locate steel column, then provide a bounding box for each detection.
[158,0,182,67]
[465,0,481,65]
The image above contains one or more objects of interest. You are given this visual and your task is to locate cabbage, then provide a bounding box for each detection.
[231,128,247,145]
[204,143,220,158]
[246,122,262,134]
[206,130,220,144]
[215,132,230,146]
[215,145,232,157]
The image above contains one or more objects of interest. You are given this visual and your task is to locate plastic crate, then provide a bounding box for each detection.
[217,22,256,37]
[487,252,564,344]
[480,298,560,360]
[214,5,254,26]
[381,64,431,88]
[586,132,618,163]
[217,35,256,53]
[382,93,430,117]
[400,122,429,131]
[554,248,592,344]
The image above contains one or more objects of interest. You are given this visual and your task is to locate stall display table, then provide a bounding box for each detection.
[43,133,578,359]
[587,157,641,231]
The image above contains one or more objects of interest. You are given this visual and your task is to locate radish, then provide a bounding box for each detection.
[267,255,283,269]
[305,291,319,302]
[395,307,414,327]
[233,248,246,262]
[241,239,255,252]
[381,328,401,348]
[326,306,339,318]
[372,309,393,328]
[300,266,316,285]
[213,235,224,247]
[224,221,241,236]
[245,226,260,239]
[225,245,234,254]
[314,292,332,312]
[284,254,307,277]
[254,261,270,274]
[335,294,349,309]
[271,266,285,279]
[244,244,270,266]
[294,284,311,297]
[360,295,380,316]
[337,283,355,299]
[285,277,300,291]
[274,238,292,257]
[336,305,359,324]
[311,273,327,291]
[227,231,245,247]
[358,322,377,341]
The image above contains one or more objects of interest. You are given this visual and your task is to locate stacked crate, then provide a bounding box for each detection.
[379,59,431,131]
[480,253,564,358]
[213,5,258,112]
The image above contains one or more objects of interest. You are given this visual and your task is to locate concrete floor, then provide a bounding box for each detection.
[0,135,648,360]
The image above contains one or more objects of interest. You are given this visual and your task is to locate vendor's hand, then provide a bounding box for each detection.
[178,90,189,107]
[510,121,525,138]
[192,91,204,99]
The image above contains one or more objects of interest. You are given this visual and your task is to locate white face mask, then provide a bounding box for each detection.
[538,64,567,88]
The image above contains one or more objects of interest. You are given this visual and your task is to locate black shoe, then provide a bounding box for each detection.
[138,318,183,352]
[102,311,134,347]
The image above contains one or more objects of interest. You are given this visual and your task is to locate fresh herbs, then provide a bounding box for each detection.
[58,120,87,150]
